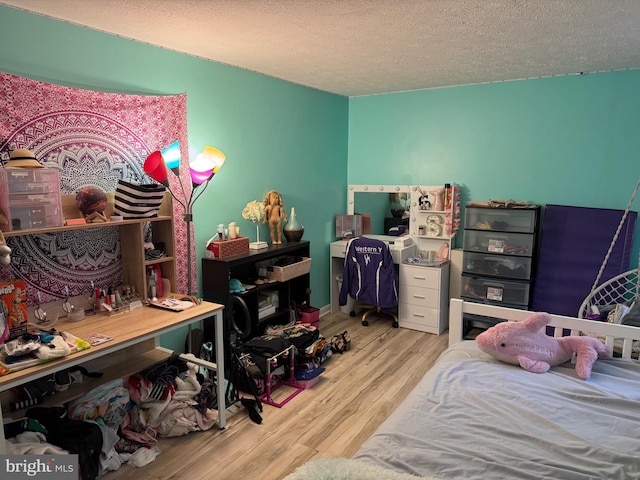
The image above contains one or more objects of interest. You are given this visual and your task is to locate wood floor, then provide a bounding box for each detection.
[105,310,449,480]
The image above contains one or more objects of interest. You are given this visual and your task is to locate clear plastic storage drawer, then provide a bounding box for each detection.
[462,251,533,280]
[8,204,63,230]
[464,206,538,234]
[6,168,61,194]
[461,275,530,306]
[5,194,64,231]
[463,230,534,257]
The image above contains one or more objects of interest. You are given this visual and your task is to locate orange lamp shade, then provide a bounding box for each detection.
[203,146,226,174]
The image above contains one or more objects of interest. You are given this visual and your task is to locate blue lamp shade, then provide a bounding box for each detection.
[162,140,182,171]
[143,150,169,186]
[190,146,226,185]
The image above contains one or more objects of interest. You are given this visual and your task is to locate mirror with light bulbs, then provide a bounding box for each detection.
[347,185,411,235]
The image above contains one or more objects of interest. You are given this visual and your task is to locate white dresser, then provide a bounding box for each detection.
[398,262,450,334]
[332,184,459,329]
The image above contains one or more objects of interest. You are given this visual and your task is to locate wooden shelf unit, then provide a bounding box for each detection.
[4,192,176,300]
[201,241,311,370]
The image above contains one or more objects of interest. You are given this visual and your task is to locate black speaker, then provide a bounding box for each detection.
[230,295,253,339]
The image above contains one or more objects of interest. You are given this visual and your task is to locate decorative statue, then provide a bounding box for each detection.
[0,208,11,266]
[242,200,268,249]
[263,190,287,244]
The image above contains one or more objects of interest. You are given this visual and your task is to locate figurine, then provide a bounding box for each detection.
[263,190,287,244]
[0,208,11,265]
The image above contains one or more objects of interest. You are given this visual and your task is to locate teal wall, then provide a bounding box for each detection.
[349,71,640,258]
[3,6,640,351]
[0,6,348,351]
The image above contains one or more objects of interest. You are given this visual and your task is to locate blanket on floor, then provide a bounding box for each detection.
[282,458,439,480]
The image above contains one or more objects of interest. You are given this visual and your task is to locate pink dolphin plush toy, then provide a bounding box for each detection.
[476,311,611,380]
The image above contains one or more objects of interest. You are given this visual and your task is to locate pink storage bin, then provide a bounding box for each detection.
[295,375,321,389]
[297,305,319,328]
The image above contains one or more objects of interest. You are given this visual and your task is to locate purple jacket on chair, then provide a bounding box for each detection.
[339,237,398,310]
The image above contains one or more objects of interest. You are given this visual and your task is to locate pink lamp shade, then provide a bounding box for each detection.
[189,163,214,185]
[190,146,226,185]
[162,140,182,174]
[143,150,169,186]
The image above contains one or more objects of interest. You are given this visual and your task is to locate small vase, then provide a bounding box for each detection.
[283,207,304,242]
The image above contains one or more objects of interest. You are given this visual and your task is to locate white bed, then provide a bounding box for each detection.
[285,299,640,480]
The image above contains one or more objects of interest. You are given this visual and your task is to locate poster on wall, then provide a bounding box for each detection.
[0,71,194,303]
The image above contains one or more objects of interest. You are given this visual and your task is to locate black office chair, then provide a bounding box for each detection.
[338,237,399,327]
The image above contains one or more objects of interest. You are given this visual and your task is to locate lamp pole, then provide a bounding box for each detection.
[144,143,225,297]
[184,212,193,296]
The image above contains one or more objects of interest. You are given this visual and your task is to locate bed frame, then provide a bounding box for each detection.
[286,298,640,479]
[449,298,640,359]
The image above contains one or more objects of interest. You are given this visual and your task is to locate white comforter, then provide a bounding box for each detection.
[354,341,640,480]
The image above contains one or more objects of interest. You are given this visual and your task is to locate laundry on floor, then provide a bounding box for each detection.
[3,353,220,479]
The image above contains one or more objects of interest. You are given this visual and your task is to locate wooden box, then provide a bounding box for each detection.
[206,236,249,258]
[267,257,312,282]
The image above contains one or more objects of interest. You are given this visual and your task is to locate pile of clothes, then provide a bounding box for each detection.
[236,322,341,396]
[0,329,91,376]
[4,354,219,480]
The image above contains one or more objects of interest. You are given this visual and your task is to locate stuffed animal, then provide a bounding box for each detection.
[0,235,10,266]
[476,311,611,380]
[0,208,11,265]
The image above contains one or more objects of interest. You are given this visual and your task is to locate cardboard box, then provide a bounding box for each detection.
[335,214,362,238]
[0,280,29,340]
[260,289,279,308]
[206,236,249,258]
[258,303,276,320]
[361,213,371,234]
[335,213,370,238]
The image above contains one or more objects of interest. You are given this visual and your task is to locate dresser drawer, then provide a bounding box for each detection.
[461,275,530,306]
[398,303,440,330]
[399,264,441,288]
[399,284,439,308]
[462,251,533,280]
[463,230,534,257]
[330,240,348,258]
[464,206,538,234]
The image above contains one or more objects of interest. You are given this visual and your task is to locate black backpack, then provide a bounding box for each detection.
[186,328,263,423]
[26,406,103,480]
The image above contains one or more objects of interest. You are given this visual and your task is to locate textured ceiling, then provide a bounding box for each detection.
[2,0,640,97]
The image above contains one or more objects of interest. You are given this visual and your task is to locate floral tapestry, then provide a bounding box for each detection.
[0,71,193,304]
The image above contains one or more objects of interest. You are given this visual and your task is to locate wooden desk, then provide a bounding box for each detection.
[0,300,225,454]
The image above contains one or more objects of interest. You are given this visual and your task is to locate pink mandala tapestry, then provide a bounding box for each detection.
[0,71,193,304]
